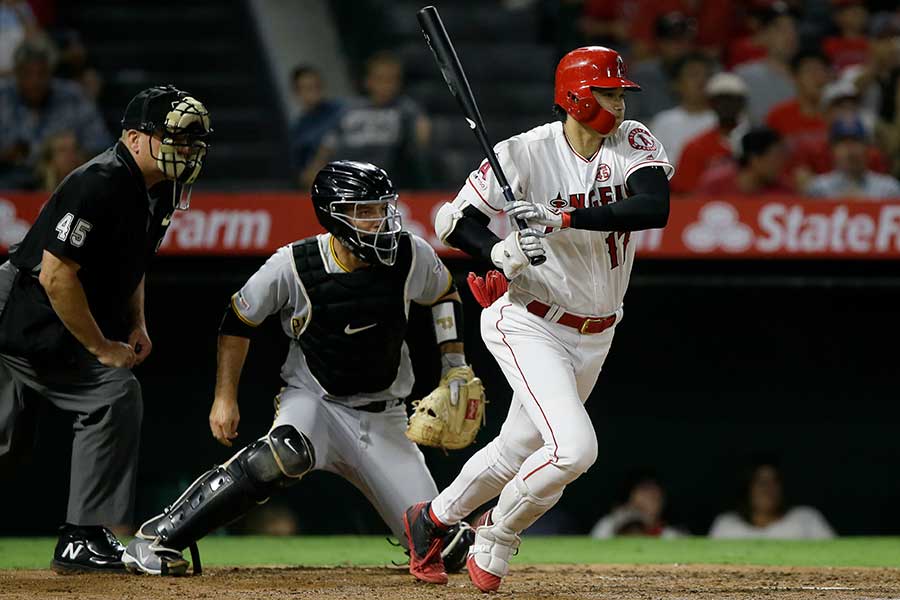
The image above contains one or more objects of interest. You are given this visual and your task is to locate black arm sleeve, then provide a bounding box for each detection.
[569,166,670,232]
[445,205,502,262]
[219,301,256,338]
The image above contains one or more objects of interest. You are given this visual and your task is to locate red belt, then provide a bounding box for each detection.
[526,300,616,334]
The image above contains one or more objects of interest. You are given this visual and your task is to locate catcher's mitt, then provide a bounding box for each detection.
[406,366,486,450]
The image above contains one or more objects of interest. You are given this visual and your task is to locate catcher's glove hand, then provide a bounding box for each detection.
[406,366,486,450]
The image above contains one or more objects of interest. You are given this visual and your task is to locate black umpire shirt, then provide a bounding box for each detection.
[5,141,175,356]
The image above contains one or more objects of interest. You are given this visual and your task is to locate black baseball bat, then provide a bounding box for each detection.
[417,5,546,266]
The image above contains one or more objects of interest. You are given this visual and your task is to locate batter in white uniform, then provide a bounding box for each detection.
[403,46,674,591]
[122,161,474,576]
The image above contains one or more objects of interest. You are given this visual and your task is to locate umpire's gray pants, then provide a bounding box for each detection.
[0,262,142,527]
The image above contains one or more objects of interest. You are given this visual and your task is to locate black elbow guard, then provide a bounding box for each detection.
[219,301,256,338]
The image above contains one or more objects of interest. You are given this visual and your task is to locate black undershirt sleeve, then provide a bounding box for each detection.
[569,166,670,232]
[219,301,255,338]
[445,205,502,263]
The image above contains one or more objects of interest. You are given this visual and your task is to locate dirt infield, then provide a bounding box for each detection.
[2,564,900,600]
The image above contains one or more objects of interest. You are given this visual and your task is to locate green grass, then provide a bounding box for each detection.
[2,536,899,570]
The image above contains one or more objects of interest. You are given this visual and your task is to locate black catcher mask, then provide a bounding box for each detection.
[121,84,212,210]
[311,160,403,266]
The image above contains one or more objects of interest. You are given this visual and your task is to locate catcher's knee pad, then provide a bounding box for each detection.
[137,426,315,551]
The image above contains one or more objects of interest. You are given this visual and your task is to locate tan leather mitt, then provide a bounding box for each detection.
[406,366,486,450]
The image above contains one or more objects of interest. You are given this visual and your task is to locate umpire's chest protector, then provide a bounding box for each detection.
[292,234,413,396]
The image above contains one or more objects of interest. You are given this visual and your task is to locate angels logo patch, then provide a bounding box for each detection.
[596,163,612,182]
[549,192,568,209]
[628,128,657,151]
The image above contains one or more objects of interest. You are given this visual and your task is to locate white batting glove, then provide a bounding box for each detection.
[506,201,568,229]
[490,228,545,279]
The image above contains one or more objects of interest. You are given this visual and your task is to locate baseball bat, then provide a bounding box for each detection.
[417,5,546,266]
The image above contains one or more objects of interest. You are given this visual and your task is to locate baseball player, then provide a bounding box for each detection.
[122,160,477,576]
[0,85,211,573]
[403,46,673,591]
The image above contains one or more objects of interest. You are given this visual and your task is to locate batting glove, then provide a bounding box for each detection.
[506,201,571,229]
[490,228,545,279]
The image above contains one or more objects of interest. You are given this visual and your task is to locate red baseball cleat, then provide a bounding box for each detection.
[403,502,448,585]
[467,509,520,593]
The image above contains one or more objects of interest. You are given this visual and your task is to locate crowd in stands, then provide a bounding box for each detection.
[0,0,106,191]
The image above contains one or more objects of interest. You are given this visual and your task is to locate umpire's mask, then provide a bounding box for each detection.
[121,84,212,210]
[311,161,403,267]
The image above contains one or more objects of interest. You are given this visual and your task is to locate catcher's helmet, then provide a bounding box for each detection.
[554,46,640,135]
[311,160,402,266]
[121,84,212,210]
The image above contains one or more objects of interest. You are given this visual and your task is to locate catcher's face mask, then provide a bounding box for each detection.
[330,195,402,266]
[149,96,211,210]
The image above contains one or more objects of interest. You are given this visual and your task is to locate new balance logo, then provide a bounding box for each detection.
[61,542,83,560]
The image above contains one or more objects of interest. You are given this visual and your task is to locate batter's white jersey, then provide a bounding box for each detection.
[452,120,673,316]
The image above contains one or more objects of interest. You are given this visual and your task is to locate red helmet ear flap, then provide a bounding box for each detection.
[565,90,617,135]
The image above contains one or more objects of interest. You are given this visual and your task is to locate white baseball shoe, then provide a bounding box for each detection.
[122,537,189,576]
[466,510,521,592]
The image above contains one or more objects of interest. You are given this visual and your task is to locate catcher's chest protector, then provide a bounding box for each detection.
[292,234,413,396]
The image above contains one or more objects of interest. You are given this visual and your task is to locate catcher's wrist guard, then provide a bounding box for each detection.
[406,365,486,450]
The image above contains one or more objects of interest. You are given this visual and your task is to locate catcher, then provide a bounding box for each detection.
[122,160,485,575]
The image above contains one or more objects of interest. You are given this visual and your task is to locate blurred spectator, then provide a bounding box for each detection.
[673,73,749,193]
[290,65,343,190]
[709,458,835,539]
[52,30,103,101]
[697,127,792,195]
[822,0,870,72]
[590,469,685,538]
[849,13,900,178]
[0,1,40,76]
[34,129,85,192]
[805,116,900,198]
[0,40,110,188]
[578,0,632,55]
[238,502,299,536]
[628,0,736,61]
[765,50,831,138]
[734,2,799,124]
[627,12,698,123]
[649,53,716,166]
[307,51,432,189]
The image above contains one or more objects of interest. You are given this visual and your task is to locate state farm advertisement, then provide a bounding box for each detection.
[1,191,898,259]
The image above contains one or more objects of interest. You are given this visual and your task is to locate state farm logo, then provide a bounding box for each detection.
[596,163,611,182]
[0,199,31,249]
[160,209,271,250]
[683,202,753,252]
[682,201,900,255]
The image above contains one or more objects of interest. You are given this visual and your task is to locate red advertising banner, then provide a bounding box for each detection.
[1,190,899,259]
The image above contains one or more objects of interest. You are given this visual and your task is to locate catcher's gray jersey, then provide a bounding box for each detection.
[231,232,452,407]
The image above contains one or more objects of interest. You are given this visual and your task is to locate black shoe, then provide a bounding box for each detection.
[51,524,126,574]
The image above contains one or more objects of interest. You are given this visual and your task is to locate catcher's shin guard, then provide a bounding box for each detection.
[136,425,314,563]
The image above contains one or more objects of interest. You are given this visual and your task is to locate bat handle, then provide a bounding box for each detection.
[503,188,547,266]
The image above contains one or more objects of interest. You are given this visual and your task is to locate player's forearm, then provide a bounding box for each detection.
[568,166,670,232]
[214,334,250,402]
[442,205,501,262]
[39,253,107,353]
[127,275,146,329]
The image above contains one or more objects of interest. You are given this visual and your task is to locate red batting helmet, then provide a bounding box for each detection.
[554,46,640,135]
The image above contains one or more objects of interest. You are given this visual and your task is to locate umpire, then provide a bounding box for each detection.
[0,85,211,573]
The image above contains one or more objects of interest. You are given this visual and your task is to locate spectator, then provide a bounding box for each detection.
[0,40,110,188]
[628,0,737,61]
[579,0,632,55]
[591,469,685,538]
[0,1,40,76]
[734,2,799,124]
[709,458,835,539]
[673,73,749,193]
[289,65,343,189]
[52,30,103,101]
[766,51,831,139]
[806,116,900,199]
[822,0,870,72]
[34,129,85,192]
[697,127,793,195]
[649,53,717,166]
[627,12,698,123]
[307,51,432,189]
